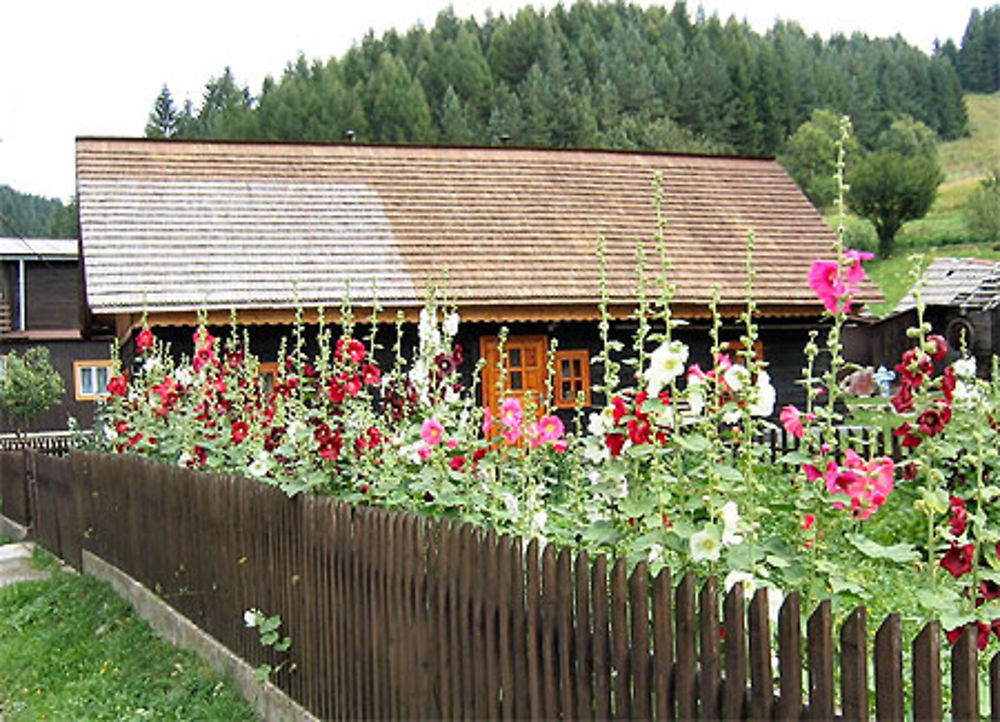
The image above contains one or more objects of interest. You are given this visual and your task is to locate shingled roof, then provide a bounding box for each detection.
[895,257,1000,313]
[76,138,849,322]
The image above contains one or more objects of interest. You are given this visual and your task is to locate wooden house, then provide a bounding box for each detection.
[75,137,876,412]
[0,238,112,432]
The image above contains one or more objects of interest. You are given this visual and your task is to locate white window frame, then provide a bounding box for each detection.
[74,360,113,401]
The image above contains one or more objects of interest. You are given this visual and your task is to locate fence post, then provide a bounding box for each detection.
[875,613,904,721]
[912,621,942,721]
[952,625,979,721]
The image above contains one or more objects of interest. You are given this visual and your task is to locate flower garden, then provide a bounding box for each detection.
[92,180,1000,659]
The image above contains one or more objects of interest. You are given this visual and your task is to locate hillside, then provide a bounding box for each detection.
[865,92,1000,315]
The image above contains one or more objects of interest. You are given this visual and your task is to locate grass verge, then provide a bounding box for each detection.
[0,551,257,720]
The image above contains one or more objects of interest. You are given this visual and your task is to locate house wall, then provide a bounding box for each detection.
[0,339,111,433]
[25,261,80,330]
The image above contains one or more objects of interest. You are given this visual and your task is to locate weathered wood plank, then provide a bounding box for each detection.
[874,612,903,722]
[748,588,773,721]
[723,582,746,720]
[840,606,869,721]
[911,621,941,722]
[675,572,698,721]
[699,576,721,720]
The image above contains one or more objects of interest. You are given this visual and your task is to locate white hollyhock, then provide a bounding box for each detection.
[690,528,722,562]
[644,340,689,395]
[750,371,776,417]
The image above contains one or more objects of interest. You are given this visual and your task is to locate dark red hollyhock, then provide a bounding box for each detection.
[893,422,922,449]
[927,334,949,362]
[941,542,975,579]
[449,455,466,472]
[891,382,914,413]
[231,421,249,444]
[605,432,626,457]
[327,378,346,404]
[902,462,919,481]
[472,447,488,463]
[941,366,956,403]
[949,496,968,537]
[135,327,155,353]
[918,402,952,436]
[114,420,130,435]
[945,621,992,650]
[627,417,652,445]
[980,580,1000,603]
[107,374,129,397]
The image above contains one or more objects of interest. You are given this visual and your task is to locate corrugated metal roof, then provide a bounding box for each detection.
[895,257,1000,313]
[76,138,865,317]
[0,238,78,260]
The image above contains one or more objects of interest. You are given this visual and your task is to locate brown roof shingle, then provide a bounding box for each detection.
[76,138,846,319]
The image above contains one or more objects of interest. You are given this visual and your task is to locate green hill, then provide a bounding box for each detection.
[863,92,1000,315]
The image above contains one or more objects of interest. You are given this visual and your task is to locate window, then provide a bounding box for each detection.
[258,362,279,394]
[554,349,591,408]
[74,360,113,401]
[480,335,591,413]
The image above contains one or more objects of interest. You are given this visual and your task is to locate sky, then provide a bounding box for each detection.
[0,0,983,203]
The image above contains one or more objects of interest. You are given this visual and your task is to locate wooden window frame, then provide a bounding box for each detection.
[553,349,591,409]
[480,334,549,415]
[258,362,279,394]
[74,360,113,401]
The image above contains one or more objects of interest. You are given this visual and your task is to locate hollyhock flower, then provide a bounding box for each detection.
[500,397,523,428]
[344,374,363,397]
[449,455,466,472]
[780,405,812,439]
[417,445,432,461]
[917,403,951,436]
[949,496,968,537]
[941,367,956,403]
[537,415,565,443]
[941,542,975,579]
[231,421,249,444]
[809,260,845,314]
[946,621,992,650]
[327,378,346,404]
[844,249,874,284]
[954,357,976,379]
[362,364,381,386]
[690,529,722,562]
[442,312,460,337]
[136,327,155,353]
[803,514,816,530]
[893,422,922,449]
[502,425,522,445]
[644,340,689,395]
[721,502,744,546]
[891,382,914,413]
[927,334,948,361]
[482,409,494,436]
[750,371,776,417]
[107,374,128,397]
[627,417,652,445]
[337,338,366,365]
[722,364,750,393]
[605,432,626,457]
[421,419,444,446]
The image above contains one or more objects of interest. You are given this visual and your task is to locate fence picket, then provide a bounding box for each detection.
[912,621,942,722]
[592,555,612,720]
[497,534,516,720]
[952,624,979,721]
[541,544,560,720]
[699,576,721,720]
[723,582,747,720]
[526,537,543,720]
[806,599,833,720]
[611,557,631,720]
[675,572,698,720]
[652,567,673,721]
[875,612,903,721]
[484,530,501,720]
[574,550,594,721]
[629,561,651,721]
[556,548,574,720]
[776,592,803,720]
[747,589,772,721]
[841,606,869,721]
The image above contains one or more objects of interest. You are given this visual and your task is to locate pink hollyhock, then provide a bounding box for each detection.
[417,445,432,461]
[231,421,249,444]
[779,404,811,439]
[135,328,155,353]
[844,249,874,284]
[446,438,458,450]
[421,419,444,446]
[686,363,709,384]
[809,260,845,314]
[482,409,494,436]
[821,450,895,520]
[502,425,522,445]
[941,542,975,579]
[500,397,523,428]
[537,415,565,443]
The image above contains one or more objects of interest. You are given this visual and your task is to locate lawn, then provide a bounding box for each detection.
[0,546,256,720]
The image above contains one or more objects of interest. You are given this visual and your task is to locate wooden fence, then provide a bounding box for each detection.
[2,448,998,719]
[0,430,88,456]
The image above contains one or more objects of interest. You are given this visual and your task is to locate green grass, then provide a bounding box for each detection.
[939,92,1000,182]
[0,561,257,720]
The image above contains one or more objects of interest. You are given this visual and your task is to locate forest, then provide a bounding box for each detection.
[146,1,975,158]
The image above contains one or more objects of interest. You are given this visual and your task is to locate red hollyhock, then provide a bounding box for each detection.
[231,421,249,444]
[941,542,975,579]
[362,364,381,386]
[948,496,968,537]
[627,417,652,445]
[327,379,346,404]
[891,382,914,413]
[927,334,948,361]
[449,455,466,472]
[892,422,922,449]
[135,328,155,353]
[946,621,992,650]
[107,374,128,397]
[918,404,951,436]
[605,433,626,457]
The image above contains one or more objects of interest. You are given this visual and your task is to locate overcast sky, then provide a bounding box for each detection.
[0,0,983,202]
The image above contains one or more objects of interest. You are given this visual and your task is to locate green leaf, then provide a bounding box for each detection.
[846,533,921,563]
[776,450,813,465]
[580,521,622,547]
[261,630,279,646]
[254,664,272,683]
[676,434,710,452]
[710,463,743,483]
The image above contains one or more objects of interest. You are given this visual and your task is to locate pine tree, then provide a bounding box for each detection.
[145,85,179,138]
